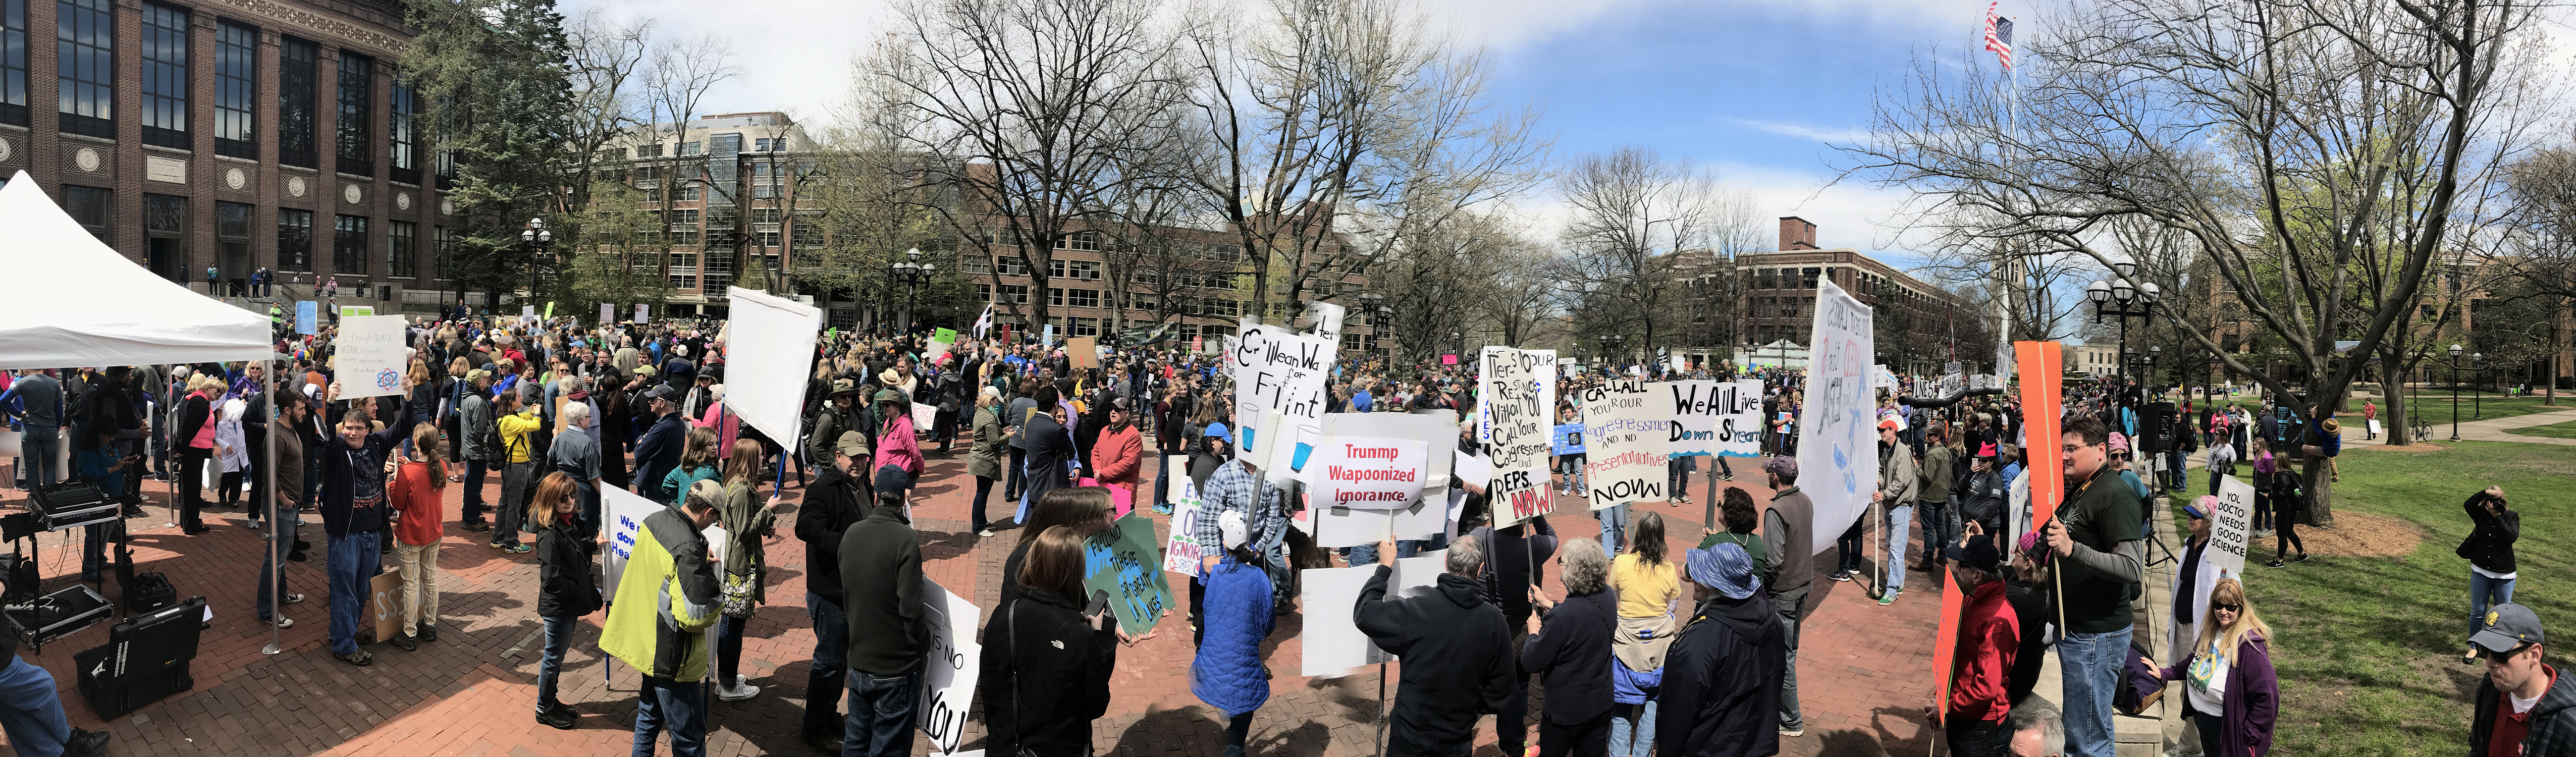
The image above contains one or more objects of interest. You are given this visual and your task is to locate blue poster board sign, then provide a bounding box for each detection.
[295,301,317,335]
[1552,423,1586,455]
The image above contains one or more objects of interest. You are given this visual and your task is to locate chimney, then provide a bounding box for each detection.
[1778,217,1818,250]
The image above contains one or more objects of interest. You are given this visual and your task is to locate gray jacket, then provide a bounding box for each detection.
[459,393,495,461]
[1877,442,1919,507]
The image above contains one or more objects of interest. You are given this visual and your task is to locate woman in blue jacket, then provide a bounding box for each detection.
[1191,512,1274,757]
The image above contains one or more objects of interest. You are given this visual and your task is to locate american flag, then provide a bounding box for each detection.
[1984,2,2014,69]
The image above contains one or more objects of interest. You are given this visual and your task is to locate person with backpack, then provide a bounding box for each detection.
[2460,486,2519,665]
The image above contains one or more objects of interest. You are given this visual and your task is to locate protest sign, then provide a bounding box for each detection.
[1442,354,1457,365]
[1321,409,1456,485]
[333,315,407,400]
[1664,379,1763,458]
[1068,336,1098,369]
[1299,551,1448,677]
[1308,437,1429,510]
[2367,419,2381,437]
[2013,342,2066,529]
[295,301,317,335]
[601,302,615,326]
[1578,380,1671,509]
[339,305,374,317]
[1873,364,1897,390]
[1930,570,1967,725]
[911,401,937,434]
[544,302,554,319]
[370,571,402,642]
[600,485,663,597]
[923,340,953,367]
[916,578,983,755]
[936,327,958,343]
[1230,319,1334,480]
[1552,424,1585,455]
[1305,493,1448,548]
[2209,474,2257,579]
[1479,346,1553,526]
[1082,513,1172,638]
[1302,300,1347,345]
[721,287,821,451]
[635,304,649,323]
[1163,474,1207,577]
[1793,279,1876,556]
[522,305,537,319]
[1042,324,1056,348]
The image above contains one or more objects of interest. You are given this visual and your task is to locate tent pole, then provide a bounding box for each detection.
[264,355,282,656]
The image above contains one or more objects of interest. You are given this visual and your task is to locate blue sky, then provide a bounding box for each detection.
[569,0,1991,263]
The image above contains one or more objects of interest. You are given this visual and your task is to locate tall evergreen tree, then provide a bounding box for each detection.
[401,0,575,310]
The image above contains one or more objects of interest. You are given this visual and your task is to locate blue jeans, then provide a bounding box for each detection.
[537,615,576,711]
[328,532,381,656]
[1559,455,1586,494]
[1346,535,1442,568]
[843,669,918,757]
[20,426,57,488]
[2169,450,2190,491]
[2472,571,2517,639]
[0,655,69,755]
[1609,700,1656,757]
[1884,504,1913,593]
[633,675,707,757]
[714,615,747,683]
[1152,456,1170,510]
[2059,626,2134,757]
[1599,503,1628,556]
[1776,592,1805,730]
[802,593,849,736]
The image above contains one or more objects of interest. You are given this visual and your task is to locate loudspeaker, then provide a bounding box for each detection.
[75,595,205,719]
[2140,403,2177,452]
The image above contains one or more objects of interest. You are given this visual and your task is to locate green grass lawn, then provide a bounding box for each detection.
[2386,396,2574,422]
[2505,419,2576,439]
[2164,443,2572,755]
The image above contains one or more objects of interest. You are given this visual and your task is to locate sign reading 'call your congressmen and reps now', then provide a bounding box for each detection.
[1578,380,1672,509]
[1794,278,1877,557]
[1481,346,1554,527]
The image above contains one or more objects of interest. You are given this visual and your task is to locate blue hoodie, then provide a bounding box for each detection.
[1190,553,1274,717]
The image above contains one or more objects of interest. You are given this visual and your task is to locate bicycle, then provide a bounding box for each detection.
[2412,415,2431,441]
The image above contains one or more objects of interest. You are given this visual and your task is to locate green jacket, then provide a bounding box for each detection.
[601,507,721,681]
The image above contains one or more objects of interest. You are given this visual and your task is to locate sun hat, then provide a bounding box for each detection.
[1686,545,1760,599]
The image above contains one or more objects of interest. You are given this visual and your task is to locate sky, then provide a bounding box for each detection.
[564,0,1997,267]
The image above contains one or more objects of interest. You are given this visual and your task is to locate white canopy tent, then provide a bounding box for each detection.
[0,171,272,370]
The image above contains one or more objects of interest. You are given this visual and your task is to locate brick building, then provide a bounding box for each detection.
[592,112,816,318]
[0,0,453,313]
[963,221,1382,354]
[1730,217,1981,374]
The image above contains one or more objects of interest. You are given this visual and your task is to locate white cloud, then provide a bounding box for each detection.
[1724,118,1869,146]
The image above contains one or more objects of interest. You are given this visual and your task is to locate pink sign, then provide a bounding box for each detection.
[1442,354,1459,365]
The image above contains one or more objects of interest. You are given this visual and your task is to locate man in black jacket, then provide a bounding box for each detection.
[1659,544,1787,757]
[794,431,872,750]
[630,387,686,502]
[2470,603,2576,756]
[1355,535,1514,757]
[838,491,928,757]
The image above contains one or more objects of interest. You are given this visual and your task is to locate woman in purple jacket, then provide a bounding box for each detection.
[2143,577,2277,756]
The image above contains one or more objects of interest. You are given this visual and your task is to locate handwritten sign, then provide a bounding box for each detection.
[1794,279,1876,556]
[1308,437,1429,510]
[296,301,317,335]
[1231,319,1334,479]
[1579,380,1671,509]
[1552,424,1586,455]
[1081,513,1172,637]
[635,304,649,323]
[1163,476,1207,577]
[334,315,408,400]
[601,302,615,326]
[916,578,983,754]
[1480,346,1552,526]
[1068,336,1099,369]
[1665,379,1763,458]
[2208,474,2256,579]
[599,485,662,597]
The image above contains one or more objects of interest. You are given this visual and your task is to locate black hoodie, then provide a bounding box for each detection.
[1658,591,1789,757]
[1355,569,1516,755]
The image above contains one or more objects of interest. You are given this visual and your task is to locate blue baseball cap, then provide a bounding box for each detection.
[1204,421,1230,439]
[1687,545,1760,600]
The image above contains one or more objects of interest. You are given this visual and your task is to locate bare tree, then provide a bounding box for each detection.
[1851,0,2543,524]
[1555,146,1725,360]
[639,34,738,296]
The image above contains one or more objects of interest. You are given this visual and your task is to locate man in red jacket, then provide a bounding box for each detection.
[1943,530,2020,755]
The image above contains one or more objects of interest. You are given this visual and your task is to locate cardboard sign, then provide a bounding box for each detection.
[1793,279,1876,556]
[2208,474,2257,579]
[936,327,958,343]
[369,570,403,642]
[1307,437,1429,510]
[1552,424,1586,455]
[1163,475,1207,577]
[1081,513,1172,638]
[1068,336,1099,369]
[334,315,408,400]
[1665,379,1764,458]
[1578,379,1671,509]
[916,578,983,754]
[1479,346,1552,527]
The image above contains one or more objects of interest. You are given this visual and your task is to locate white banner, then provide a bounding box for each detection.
[522,305,538,319]
[721,287,822,453]
[916,578,983,754]
[1795,279,1877,556]
[1665,379,1764,458]
[1480,349,1556,446]
[601,302,615,326]
[1230,319,1334,481]
[1479,347,1552,527]
[333,315,408,400]
[1299,551,1447,678]
[1308,437,1430,510]
[635,304,649,323]
[1318,409,1457,488]
[1578,380,1671,509]
[2209,474,2257,580]
[1302,300,1348,346]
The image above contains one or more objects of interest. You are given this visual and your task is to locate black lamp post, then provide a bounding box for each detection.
[2089,263,2160,419]
[2434,343,2480,441]
[1451,331,1464,360]
[888,247,935,337]
[1602,334,1627,370]
[520,218,552,306]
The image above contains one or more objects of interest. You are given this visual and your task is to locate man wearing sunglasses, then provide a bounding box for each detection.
[2471,603,2576,755]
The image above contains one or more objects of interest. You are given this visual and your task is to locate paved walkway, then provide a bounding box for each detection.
[0,442,1957,756]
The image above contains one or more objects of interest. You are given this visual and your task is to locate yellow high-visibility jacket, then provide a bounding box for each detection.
[600,507,720,681]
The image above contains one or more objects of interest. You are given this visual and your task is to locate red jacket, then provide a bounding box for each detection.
[389,460,447,546]
[1089,425,1143,489]
[1948,579,2020,724]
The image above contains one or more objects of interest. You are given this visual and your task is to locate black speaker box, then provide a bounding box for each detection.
[75,595,205,720]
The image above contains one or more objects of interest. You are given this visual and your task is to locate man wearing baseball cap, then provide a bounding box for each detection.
[1757,455,1815,737]
[1871,417,1920,607]
[2472,603,2576,755]
[1942,532,2020,754]
[1657,544,1787,752]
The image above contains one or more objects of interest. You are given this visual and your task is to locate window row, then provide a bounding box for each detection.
[61,187,437,281]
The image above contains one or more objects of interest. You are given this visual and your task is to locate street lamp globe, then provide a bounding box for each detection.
[2451,344,2464,358]
[2087,280,2111,303]
[906,247,923,264]
[2142,282,2161,303]
[2111,278,2135,303]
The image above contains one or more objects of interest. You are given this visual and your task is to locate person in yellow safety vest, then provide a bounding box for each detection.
[601,481,723,756]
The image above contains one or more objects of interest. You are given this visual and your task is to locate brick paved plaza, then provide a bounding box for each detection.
[0,446,1945,756]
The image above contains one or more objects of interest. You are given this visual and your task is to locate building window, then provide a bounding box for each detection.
[680,141,701,155]
[63,185,108,241]
[278,208,311,271]
[389,83,417,184]
[1054,231,1101,252]
[218,201,250,289]
[755,230,780,248]
[55,0,112,138]
[388,221,415,278]
[1048,287,1065,307]
[995,256,1030,276]
[668,251,697,289]
[1067,260,1100,281]
[279,37,317,167]
[333,214,368,275]
[213,21,255,158]
[1,0,29,127]
[336,51,374,176]
[998,284,1029,304]
[1071,317,1099,337]
[1068,289,1100,308]
[435,226,453,279]
[138,3,186,148]
[960,255,989,275]
[145,193,187,282]
[1799,267,1820,289]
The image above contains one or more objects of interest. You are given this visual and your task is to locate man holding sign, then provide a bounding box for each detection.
[2041,416,2147,757]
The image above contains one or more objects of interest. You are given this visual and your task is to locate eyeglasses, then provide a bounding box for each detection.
[2212,603,2242,614]
[2060,442,2103,454]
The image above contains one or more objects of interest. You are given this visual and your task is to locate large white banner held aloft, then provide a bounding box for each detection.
[1480,347,1554,527]
[1794,279,1877,556]
[332,315,409,400]
[1577,380,1670,509]
[722,287,822,452]
[1664,379,1764,458]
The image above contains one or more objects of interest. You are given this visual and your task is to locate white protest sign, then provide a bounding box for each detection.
[1873,364,1896,390]
[600,485,663,597]
[635,304,649,323]
[1305,493,1448,548]
[1230,319,1334,481]
[1299,551,1448,678]
[1163,476,1208,577]
[1302,300,1348,345]
[2209,474,2256,579]
[601,302,615,326]
[1578,380,1671,509]
[332,315,409,399]
[1309,437,1430,510]
[522,305,538,319]
[917,578,983,754]
[1665,379,1764,458]
[1479,349,1556,446]
[1794,278,1877,556]
[2367,419,2381,437]
[1479,346,1553,527]
[722,287,821,453]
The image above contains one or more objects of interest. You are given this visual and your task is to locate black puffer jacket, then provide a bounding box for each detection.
[979,587,1116,757]
[1658,591,1789,757]
[1355,569,1516,755]
[2460,490,2519,575]
[537,519,601,618]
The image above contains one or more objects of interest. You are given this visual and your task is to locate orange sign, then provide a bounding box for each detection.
[2014,341,2065,529]
[1930,570,1967,724]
